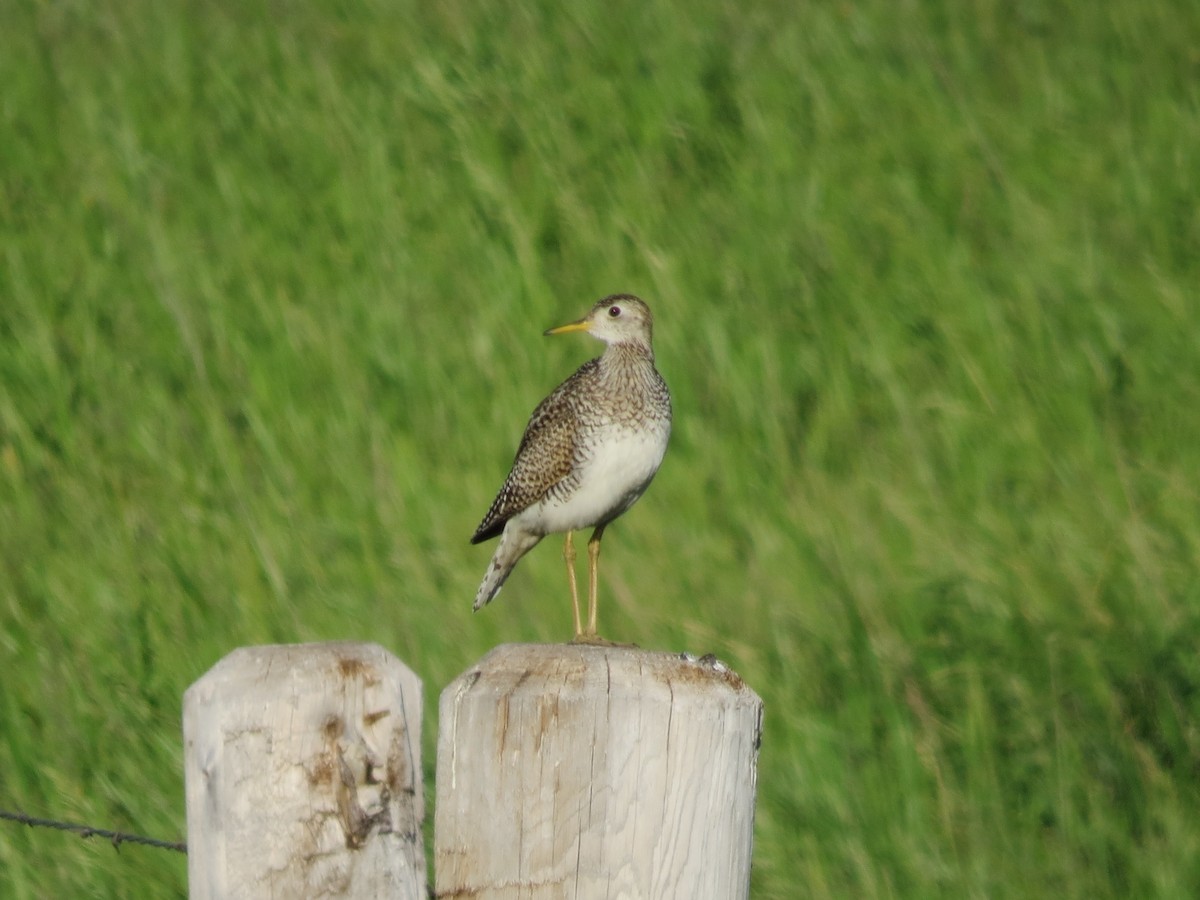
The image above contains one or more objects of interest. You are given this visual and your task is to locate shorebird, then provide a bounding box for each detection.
[471,294,672,641]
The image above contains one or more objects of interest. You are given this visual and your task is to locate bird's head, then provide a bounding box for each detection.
[544,294,655,351]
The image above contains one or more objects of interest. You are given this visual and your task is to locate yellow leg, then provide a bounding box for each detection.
[586,524,606,637]
[563,530,581,638]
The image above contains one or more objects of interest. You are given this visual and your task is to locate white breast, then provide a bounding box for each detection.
[528,424,669,535]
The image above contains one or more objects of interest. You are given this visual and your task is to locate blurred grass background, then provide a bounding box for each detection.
[2,0,1199,896]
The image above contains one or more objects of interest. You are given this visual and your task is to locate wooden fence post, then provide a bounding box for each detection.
[434,643,763,899]
[183,642,425,899]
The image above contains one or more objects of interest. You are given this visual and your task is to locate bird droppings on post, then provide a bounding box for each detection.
[677,651,746,690]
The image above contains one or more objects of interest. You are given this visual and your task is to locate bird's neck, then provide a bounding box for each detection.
[601,340,655,369]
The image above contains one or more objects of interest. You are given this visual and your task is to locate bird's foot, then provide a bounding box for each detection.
[569,633,638,648]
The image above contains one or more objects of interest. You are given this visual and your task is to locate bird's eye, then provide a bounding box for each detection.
[608,306,622,317]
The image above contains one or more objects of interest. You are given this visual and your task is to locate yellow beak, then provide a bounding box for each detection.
[544,318,592,337]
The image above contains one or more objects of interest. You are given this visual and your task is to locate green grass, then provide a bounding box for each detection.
[2,0,1199,896]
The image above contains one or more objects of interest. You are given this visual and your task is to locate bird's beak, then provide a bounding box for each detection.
[544,317,592,337]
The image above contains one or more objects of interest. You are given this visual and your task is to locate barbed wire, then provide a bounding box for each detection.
[0,809,445,895]
[2,808,438,895]
[0,809,186,854]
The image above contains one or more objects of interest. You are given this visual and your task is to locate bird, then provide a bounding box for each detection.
[470,294,672,642]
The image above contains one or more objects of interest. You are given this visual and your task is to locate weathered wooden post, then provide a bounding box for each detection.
[435,643,763,899]
[183,642,425,899]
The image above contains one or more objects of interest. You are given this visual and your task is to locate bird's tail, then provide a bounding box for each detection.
[474,526,542,610]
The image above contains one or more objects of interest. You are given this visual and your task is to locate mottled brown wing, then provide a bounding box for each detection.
[470,361,598,543]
